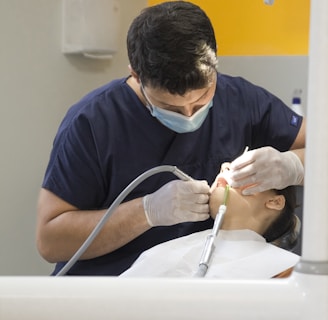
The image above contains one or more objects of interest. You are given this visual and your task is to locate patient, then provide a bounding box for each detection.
[121,164,300,279]
[210,163,300,251]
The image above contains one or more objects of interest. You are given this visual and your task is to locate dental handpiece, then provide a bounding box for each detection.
[172,166,194,181]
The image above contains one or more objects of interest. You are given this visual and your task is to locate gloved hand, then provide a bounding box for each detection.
[228,147,304,195]
[143,180,210,226]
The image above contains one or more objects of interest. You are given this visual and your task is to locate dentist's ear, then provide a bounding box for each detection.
[266,195,285,211]
[128,64,141,83]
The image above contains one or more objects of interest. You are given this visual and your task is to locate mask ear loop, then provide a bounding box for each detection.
[140,84,155,113]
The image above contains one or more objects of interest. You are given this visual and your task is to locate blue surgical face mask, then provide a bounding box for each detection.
[141,85,213,133]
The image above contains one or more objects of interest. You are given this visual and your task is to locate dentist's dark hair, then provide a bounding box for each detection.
[127,1,218,95]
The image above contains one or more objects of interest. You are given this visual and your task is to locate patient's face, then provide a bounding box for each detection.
[209,163,277,219]
[209,173,246,217]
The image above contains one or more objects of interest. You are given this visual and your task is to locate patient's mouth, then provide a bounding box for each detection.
[216,176,228,188]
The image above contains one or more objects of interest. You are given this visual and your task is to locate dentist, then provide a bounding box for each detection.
[36,1,305,276]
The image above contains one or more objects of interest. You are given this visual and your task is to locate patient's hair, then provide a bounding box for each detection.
[263,186,300,251]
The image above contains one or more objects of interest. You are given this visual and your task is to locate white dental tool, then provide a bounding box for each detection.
[194,185,230,277]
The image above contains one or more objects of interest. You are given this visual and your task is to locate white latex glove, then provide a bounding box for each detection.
[143,180,210,226]
[228,147,304,195]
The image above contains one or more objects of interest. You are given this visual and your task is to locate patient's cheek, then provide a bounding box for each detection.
[209,203,217,219]
[209,189,222,218]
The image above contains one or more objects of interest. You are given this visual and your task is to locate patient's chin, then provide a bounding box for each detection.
[209,187,226,216]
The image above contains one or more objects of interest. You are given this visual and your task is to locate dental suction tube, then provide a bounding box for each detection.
[56,165,193,276]
[193,204,227,278]
[194,185,230,278]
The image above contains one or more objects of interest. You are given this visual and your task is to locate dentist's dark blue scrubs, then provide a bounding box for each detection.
[42,73,303,275]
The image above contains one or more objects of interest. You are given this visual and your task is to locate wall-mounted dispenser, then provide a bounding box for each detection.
[62,0,120,59]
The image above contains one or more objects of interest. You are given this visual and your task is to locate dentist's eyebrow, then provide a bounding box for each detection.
[158,87,212,108]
